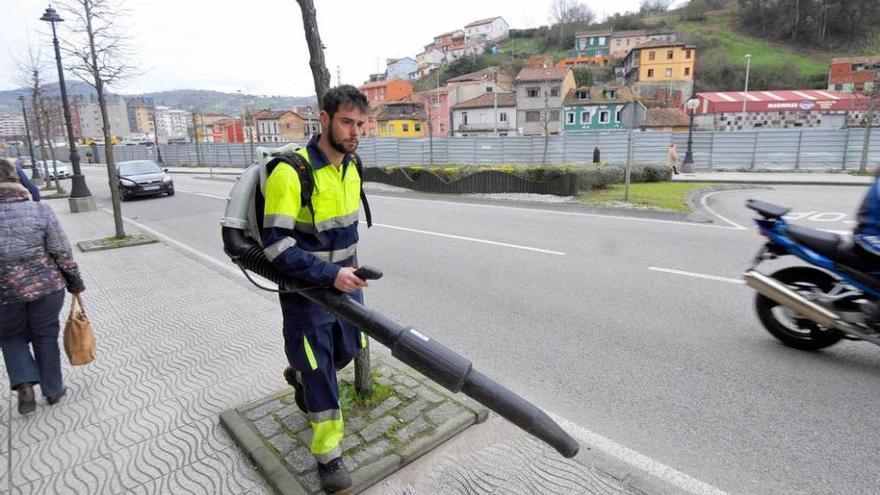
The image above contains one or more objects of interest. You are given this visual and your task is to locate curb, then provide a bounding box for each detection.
[685,184,771,224]
[220,409,307,495]
[673,178,871,187]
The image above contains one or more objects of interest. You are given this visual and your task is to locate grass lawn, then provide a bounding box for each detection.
[497,37,543,57]
[575,182,715,213]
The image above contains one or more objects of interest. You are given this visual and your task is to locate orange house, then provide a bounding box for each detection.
[359,79,413,137]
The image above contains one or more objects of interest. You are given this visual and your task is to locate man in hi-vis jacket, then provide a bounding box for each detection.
[259,85,370,493]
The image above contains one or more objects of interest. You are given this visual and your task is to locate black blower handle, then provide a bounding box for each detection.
[354,265,383,280]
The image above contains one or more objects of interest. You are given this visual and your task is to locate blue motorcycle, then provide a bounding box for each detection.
[743,199,880,350]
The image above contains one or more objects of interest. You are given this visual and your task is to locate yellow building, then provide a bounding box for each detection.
[134,106,153,134]
[623,40,695,84]
[376,101,425,138]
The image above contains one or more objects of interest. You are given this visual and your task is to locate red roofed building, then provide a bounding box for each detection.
[828,56,879,95]
[692,89,873,131]
[359,79,413,137]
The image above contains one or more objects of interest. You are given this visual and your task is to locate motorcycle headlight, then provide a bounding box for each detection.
[120,178,136,186]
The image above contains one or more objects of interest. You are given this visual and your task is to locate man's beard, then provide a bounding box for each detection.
[328,125,355,154]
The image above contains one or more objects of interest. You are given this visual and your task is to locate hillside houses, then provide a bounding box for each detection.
[352,13,876,139]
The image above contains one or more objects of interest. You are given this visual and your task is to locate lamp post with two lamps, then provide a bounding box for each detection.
[40,6,96,212]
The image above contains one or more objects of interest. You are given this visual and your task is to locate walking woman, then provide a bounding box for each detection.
[0,158,85,414]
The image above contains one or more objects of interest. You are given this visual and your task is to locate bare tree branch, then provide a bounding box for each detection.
[56,0,138,238]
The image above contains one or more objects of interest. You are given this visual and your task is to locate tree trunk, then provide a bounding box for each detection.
[296,0,371,397]
[41,104,62,191]
[791,0,800,42]
[84,0,125,238]
[98,83,125,238]
[297,0,332,107]
[32,94,52,189]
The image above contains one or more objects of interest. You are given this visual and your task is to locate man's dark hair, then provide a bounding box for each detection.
[321,85,368,120]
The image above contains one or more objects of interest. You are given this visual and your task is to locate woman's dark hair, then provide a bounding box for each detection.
[321,85,368,120]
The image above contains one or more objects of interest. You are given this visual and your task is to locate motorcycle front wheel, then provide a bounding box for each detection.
[755,266,844,350]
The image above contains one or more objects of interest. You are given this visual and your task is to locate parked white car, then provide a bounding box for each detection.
[37,160,72,179]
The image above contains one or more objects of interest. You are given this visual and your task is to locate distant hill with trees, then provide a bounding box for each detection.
[0,85,316,117]
[411,0,878,94]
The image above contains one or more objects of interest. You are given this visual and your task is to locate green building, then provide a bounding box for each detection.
[574,31,610,58]
[562,86,646,133]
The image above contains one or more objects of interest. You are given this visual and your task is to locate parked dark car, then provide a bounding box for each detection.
[117,160,174,200]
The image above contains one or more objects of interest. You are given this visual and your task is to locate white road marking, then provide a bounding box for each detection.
[373,223,566,255]
[176,188,227,200]
[699,190,748,230]
[371,194,742,231]
[549,412,729,495]
[648,267,745,284]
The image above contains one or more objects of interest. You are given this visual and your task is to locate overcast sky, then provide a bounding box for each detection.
[2,0,667,97]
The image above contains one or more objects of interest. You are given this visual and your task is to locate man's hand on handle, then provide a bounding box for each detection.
[334,267,368,293]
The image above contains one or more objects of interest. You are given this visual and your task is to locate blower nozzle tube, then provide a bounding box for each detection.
[221,225,579,458]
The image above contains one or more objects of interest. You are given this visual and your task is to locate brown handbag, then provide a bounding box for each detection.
[63,293,96,366]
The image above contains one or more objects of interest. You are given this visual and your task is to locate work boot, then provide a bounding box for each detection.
[16,383,36,415]
[317,458,352,493]
[283,367,307,413]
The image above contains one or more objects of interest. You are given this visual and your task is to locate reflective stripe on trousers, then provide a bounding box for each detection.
[309,409,344,463]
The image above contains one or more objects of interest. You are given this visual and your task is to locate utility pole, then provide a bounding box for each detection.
[151,103,163,164]
[625,101,637,201]
[191,110,202,167]
[741,54,751,124]
[492,91,498,137]
[542,90,550,165]
[426,93,434,166]
[859,71,880,172]
[238,90,253,165]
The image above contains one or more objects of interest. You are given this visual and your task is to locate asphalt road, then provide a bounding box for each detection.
[71,167,880,494]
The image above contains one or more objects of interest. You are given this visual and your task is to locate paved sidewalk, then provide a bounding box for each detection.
[1,201,282,494]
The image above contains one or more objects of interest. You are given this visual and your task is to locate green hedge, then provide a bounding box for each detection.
[382,164,671,191]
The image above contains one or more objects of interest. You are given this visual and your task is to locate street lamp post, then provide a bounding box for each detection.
[150,103,163,164]
[741,54,752,125]
[683,97,700,173]
[41,6,96,212]
[18,95,42,186]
